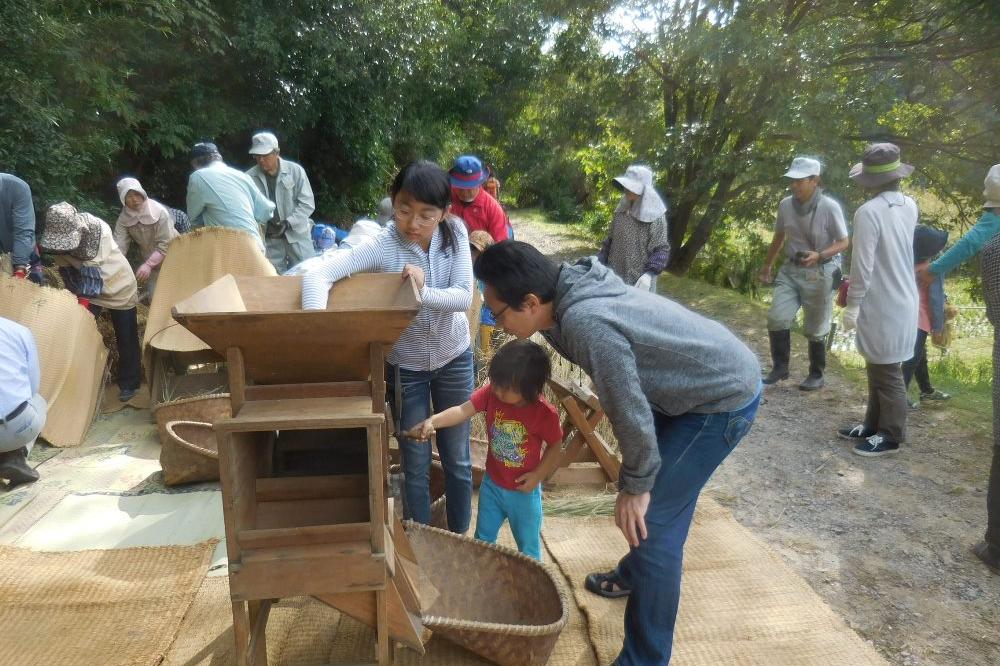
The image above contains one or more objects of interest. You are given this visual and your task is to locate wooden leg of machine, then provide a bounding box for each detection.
[248,599,272,666]
[376,588,391,665]
[232,600,251,665]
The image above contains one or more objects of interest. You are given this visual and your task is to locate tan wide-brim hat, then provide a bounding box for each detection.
[849,142,914,188]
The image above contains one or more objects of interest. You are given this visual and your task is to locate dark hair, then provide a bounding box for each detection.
[872,179,902,194]
[488,339,551,403]
[191,152,222,169]
[474,240,559,308]
[390,160,455,252]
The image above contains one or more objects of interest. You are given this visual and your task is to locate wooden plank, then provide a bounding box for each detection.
[391,516,418,563]
[316,577,426,653]
[255,497,369,530]
[226,347,246,416]
[247,599,271,666]
[377,588,391,665]
[244,381,370,402]
[550,463,613,486]
[230,543,387,600]
[238,523,371,550]
[232,600,251,666]
[370,343,386,413]
[219,431,262,562]
[392,551,422,614]
[255,474,369,502]
[215,396,382,432]
[368,424,385,554]
[562,396,620,481]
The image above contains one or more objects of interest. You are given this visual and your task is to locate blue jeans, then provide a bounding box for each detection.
[387,349,474,532]
[614,391,761,666]
[475,475,543,560]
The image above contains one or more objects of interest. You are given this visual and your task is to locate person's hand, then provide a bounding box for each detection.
[842,304,859,331]
[615,490,650,547]
[800,250,821,268]
[135,262,153,283]
[402,264,425,290]
[515,469,545,493]
[77,296,91,311]
[916,265,935,287]
[634,273,653,290]
[757,265,773,284]
[407,418,435,441]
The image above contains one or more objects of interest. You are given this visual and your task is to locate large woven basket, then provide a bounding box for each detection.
[404,521,569,666]
[161,421,220,485]
[153,395,231,486]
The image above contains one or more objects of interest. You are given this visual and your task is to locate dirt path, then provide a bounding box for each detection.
[510,212,1000,666]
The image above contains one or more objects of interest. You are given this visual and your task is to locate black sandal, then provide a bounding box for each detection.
[584,570,631,598]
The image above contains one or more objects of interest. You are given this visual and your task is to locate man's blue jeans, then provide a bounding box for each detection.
[614,391,761,665]
[387,349,474,533]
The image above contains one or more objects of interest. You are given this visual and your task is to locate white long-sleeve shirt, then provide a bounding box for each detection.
[301,218,472,371]
[847,191,918,364]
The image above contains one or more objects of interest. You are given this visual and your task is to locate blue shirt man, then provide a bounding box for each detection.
[0,173,36,275]
[0,316,45,488]
[185,143,274,251]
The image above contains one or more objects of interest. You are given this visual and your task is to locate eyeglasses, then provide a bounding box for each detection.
[395,209,443,228]
[492,303,510,322]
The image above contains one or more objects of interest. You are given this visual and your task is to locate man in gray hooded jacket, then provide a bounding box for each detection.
[475,240,761,666]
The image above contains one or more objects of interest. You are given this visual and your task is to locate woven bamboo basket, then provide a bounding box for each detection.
[161,420,220,485]
[404,521,570,666]
[153,395,230,486]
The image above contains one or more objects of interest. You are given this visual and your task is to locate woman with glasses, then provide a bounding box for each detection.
[301,160,475,533]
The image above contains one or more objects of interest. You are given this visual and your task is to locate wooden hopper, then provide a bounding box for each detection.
[172,273,425,665]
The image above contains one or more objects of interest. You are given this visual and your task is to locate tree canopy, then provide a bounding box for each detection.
[1,0,998,276]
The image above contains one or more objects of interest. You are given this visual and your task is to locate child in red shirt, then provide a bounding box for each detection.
[413,340,563,559]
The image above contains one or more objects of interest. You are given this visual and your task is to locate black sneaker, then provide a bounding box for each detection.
[838,424,875,440]
[853,434,900,457]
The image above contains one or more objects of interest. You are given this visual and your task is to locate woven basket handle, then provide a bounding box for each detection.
[164,420,220,460]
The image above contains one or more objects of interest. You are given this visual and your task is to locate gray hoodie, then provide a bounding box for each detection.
[541,258,760,494]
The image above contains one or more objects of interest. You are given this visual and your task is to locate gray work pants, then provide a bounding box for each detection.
[767,262,837,341]
[863,362,907,444]
[265,235,314,274]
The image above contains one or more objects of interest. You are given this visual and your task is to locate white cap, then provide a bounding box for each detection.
[249,132,280,156]
[783,157,821,179]
[983,164,1000,209]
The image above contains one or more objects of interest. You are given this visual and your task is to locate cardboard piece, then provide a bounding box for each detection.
[0,275,108,447]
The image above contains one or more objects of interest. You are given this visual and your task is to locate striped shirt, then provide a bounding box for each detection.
[301,218,473,371]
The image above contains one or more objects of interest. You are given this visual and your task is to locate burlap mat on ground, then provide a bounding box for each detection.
[142,228,275,366]
[0,541,215,665]
[0,274,108,447]
[543,499,887,666]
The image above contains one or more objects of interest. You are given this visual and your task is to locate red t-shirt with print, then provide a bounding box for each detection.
[471,385,563,491]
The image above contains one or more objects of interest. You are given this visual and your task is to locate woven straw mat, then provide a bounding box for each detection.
[0,541,215,665]
[542,498,888,666]
[142,227,275,364]
[0,273,107,446]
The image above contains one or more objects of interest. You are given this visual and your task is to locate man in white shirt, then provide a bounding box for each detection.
[0,316,46,487]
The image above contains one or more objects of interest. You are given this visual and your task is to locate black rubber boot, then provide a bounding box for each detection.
[0,447,39,489]
[763,330,791,385]
[799,340,826,391]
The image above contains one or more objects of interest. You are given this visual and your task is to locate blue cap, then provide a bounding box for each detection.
[449,155,488,188]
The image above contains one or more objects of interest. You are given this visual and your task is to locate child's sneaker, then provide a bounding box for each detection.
[920,389,951,401]
[853,433,900,457]
[838,424,874,440]
[907,398,919,410]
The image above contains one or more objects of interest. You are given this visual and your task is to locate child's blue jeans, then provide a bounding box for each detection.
[475,475,543,560]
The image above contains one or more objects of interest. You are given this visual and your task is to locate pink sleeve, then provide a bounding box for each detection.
[470,385,491,412]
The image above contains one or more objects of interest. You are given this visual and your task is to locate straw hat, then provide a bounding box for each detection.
[40,202,102,261]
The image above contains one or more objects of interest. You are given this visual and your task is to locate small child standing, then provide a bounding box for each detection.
[414,340,563,559]
[904,224,951,407]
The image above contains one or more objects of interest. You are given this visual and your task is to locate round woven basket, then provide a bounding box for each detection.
[153,394,231,445]
[404,520,569,666]
[160,420,219,485]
